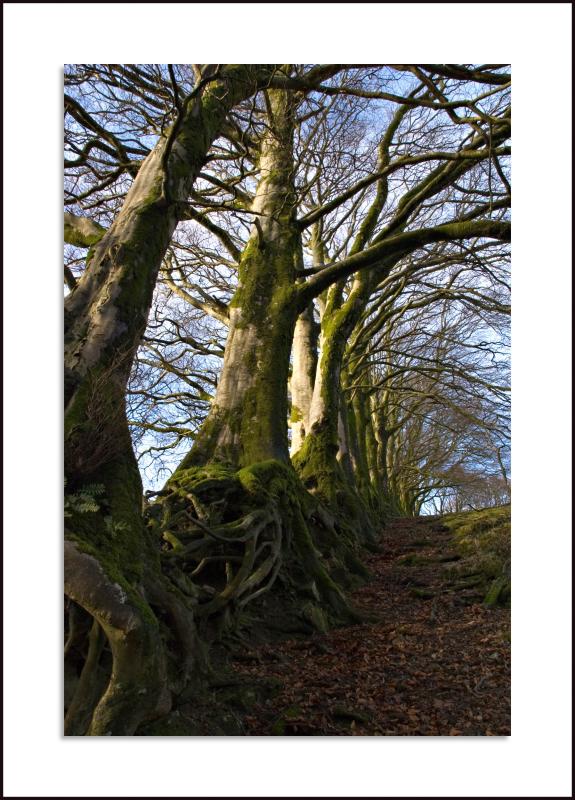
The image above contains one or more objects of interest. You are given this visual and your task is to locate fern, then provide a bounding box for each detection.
[104,516,129,537]
[64,479,105,518]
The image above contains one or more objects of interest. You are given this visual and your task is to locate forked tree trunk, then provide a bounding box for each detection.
[291,278,380,552]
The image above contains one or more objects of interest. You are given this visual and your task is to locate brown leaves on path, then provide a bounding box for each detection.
[234,517,510,736]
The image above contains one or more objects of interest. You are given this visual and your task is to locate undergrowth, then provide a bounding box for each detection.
[442,505,511,606]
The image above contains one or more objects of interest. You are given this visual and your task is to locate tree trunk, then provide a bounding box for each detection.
[295,276,369,500]
[292,277,379,552]
[180,88,299,468]
[63,65,274,735]
[346,383,380,513]
[290,303,319,455]
[169,89,364,629]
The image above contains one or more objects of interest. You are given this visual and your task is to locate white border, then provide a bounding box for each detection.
[3,3,572,797]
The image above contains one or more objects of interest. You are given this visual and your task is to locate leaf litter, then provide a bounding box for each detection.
[233,517,510,736]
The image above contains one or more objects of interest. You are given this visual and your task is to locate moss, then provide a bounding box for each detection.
[230,200,298,330]
[290,405,303,423]
[165,457,361,626]
[64,220,106,249]
[242,344,258,373]
[442,505,511,606]
[292,424,339,493]
[237,459,296,501]
[111,204,173,326]
[410,587,436,599]
[85,243,97,268]
[64,366,103,443]
[484,576,509,606]
[170,463,237,489]
[183,282,298,469]
[397,553,429,566]
[301,602,330,633]
[174,411,231,471]
[65,411,160,627]
[292,423,376,552]
[443,505,510,536]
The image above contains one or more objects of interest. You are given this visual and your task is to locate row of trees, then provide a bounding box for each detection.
[64,64,510,734]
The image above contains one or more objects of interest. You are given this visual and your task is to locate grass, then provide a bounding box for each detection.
[442,505,510,606]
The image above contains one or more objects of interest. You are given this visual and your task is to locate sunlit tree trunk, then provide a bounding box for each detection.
[292,112,402,510]
[172,88,367,622]
[65,65,272,480]
[290,302,319,456]
[295,269,379,507]
[63,65,273,735]
[181,88,300,468]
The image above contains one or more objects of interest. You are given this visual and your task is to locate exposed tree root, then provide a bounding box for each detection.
[156,459,367,629]
[64,619,106,735]
[64,540,169,735]
[64,459,372,734]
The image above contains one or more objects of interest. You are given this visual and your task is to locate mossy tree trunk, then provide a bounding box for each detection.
[295,280,355,496]
[168,89,365,629]
[292,108,405,520]
[63,65,274,736]
[292,257,392,528]
[292,273,383,556]
[180,88,300,469]
[344,378,384,515]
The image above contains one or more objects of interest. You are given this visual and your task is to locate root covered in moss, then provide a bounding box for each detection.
[157,459,366,632]
[64,458,371,735]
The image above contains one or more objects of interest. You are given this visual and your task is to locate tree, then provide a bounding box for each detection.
[344,244,510,515]
[64,64,511,735]
[64,64,280,734]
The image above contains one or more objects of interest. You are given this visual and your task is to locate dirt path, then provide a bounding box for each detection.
[234,516,511,736]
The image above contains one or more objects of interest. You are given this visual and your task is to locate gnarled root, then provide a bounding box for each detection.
[144,570,203,691]
[64,459,372,734]
[153,460,366,634]
[64,540,170,736]
[64,619,106,735]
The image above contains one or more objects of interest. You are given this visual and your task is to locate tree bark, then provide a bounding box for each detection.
[180,88,300,468]
[290,303,319,455]
[63,65,275,735]
[65,65,273,419]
